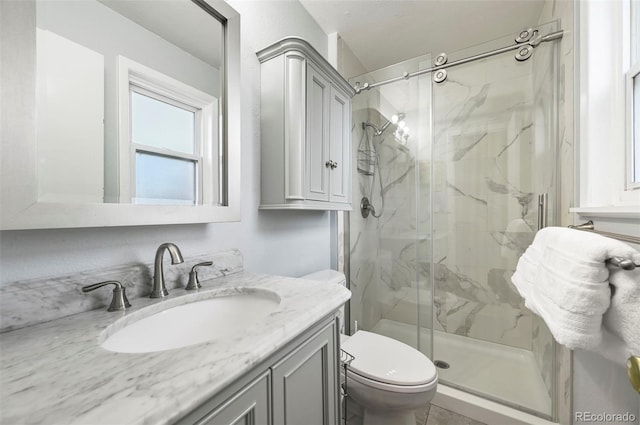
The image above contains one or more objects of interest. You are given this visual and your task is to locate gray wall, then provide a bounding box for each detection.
[574,348,640,425]
[0,0,332,285]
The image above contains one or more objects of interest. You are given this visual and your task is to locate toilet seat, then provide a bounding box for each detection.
[342,331,438,394]
[346,368,437,394]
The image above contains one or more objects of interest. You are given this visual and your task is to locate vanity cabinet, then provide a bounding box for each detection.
[257,38,355,211]
[176,318,339,425]
[192,372,271,425]
[271,320,338,425]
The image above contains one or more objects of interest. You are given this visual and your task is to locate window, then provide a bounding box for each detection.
[576,0,640,211]
[626,0,640,189]
[117,56,218,205]
[130,89,198,205]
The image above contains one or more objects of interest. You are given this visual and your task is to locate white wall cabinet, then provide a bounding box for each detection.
[176,318,339,425]
[258,38,354,211]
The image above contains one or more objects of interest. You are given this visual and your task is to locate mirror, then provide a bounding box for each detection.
[36,0,223,206]
[1,0,241,229]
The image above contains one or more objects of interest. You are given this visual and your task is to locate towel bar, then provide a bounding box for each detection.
[569,221,640,270]
[569,221,640,244]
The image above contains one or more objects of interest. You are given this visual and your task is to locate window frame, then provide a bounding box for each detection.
[626,62,640,190]
[117,56,218,205]
[129,85,201,205]
[626,0,640,190]
[575,0,640,217]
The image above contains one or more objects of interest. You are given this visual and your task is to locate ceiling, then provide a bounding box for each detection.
[299,0,546,73]
[100,0,223,68]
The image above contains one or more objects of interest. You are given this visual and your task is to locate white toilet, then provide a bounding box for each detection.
[301,270,438,425]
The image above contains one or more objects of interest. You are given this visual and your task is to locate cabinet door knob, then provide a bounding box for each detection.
[331,161,338,169]
[325,161,332,168]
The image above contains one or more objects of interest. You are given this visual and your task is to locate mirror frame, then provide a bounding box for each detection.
[0,0,241,230]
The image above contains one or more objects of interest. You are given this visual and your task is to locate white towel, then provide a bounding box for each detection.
[596,263,640,365]
[511,228,549,315]
[511,227,639,362]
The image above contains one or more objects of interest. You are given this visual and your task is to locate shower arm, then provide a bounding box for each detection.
[362,122,382,136]
[362,113,406,138]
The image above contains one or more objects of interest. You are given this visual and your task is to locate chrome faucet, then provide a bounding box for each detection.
[150,243,184,298]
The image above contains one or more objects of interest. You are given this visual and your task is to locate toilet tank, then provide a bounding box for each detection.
[300,269,346,287]
[300,269,347,332]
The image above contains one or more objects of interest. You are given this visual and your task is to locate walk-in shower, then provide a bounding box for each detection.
[347,22,561,420]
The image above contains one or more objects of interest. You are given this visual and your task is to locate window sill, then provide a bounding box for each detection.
[570,206,640,220]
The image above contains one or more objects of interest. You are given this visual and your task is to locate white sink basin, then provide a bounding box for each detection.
[101,290,280,353]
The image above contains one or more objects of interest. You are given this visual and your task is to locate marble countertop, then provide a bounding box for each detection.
[0,272,351,425]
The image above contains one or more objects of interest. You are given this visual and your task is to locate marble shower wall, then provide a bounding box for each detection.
[349,55,435,342]
[349,100,421,333]
[349,96,380,332]
[349,28,562,355]
[348,69,436,333]
[430,42,556,350]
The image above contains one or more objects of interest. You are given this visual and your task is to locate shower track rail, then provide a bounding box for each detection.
[353,30,564,94]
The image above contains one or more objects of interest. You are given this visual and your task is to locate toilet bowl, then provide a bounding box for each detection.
[300,270,438,425]
[342,331,438,425]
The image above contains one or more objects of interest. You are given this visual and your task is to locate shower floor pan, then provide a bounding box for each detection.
[371,318,552,417]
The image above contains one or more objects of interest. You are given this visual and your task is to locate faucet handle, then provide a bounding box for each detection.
[185,261,213,290]
[82,280,131,312]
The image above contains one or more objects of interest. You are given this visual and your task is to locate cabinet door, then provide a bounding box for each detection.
[271,322,338,425]
[194,372,271,425]
[305,63,331,202]
[329,86,351,204]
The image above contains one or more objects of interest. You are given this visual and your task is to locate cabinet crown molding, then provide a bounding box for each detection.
[257,37,355,98]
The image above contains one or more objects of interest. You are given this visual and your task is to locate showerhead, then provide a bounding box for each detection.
[393,113,406,122]
[362,113,406,137]
[379,113,405,134]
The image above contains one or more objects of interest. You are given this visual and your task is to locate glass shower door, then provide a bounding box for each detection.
[429,24,558,418]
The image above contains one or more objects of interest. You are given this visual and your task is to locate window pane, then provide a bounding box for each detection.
[634,73,640,182]
[135,152,196,205]
[131,91,195,154]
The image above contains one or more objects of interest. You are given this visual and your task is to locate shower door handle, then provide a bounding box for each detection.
[538,193,548,230]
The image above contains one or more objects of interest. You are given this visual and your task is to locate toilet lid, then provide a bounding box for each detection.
[341,331,437,386]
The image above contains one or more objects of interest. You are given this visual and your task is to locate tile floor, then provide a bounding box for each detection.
[417,405,487,425]
[346,404,486,425]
